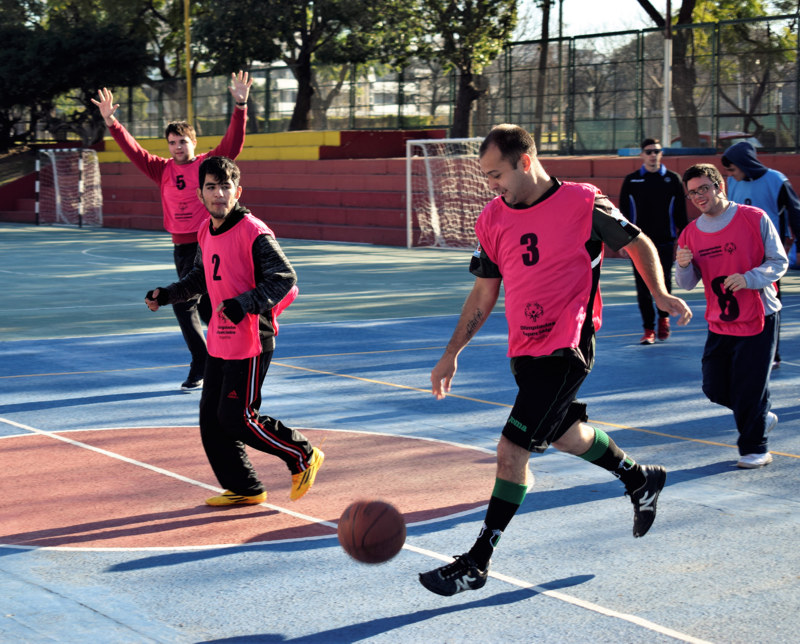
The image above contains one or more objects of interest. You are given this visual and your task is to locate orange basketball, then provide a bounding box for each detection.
[337,500,406,564]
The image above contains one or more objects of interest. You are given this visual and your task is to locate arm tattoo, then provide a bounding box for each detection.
[464,309,484,339]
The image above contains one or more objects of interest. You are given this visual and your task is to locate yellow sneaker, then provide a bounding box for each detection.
[205,490,267,506]
[290,447,325,501]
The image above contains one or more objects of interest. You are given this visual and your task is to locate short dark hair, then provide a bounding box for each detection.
[682,163,723,187]
[479,124,536,168]
[641,137,660,149]
[198,156,241,188]
[164,121,196,141]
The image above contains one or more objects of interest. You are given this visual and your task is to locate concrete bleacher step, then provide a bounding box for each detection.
[14,132,798,247]
[98,156,410,243]
[0,210,36,224]
[102,213,162,230]
[260,204,405,228]
[85,130,432,243]
[268,221,406,246]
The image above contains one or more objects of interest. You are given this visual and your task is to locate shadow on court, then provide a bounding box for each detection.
[203,579,594,643]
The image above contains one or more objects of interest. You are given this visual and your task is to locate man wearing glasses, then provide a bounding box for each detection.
[721,142,800,368]
[676,163,787,469]
[619,138,688,344]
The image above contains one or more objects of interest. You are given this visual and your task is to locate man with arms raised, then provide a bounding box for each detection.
[93,71,253,390]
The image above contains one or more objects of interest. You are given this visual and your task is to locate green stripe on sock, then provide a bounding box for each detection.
[492,478,528,505]
[578,427,609,463]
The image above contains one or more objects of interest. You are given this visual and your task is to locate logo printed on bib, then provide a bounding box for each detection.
[524,302,544,322]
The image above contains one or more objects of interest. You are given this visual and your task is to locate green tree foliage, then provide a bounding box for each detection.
[193,0,420,131]
[695,0,797,145]
[417,0,517,137]
[0,0,151,150]
[43,4,152,144]
[635,0,795,147]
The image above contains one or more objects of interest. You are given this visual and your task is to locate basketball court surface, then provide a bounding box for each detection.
[1,222,799,643]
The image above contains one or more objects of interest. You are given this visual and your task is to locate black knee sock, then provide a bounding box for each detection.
[468,478,528,569]
[578,427,645,492]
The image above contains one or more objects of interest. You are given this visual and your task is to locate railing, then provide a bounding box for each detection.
[78,13,800,154]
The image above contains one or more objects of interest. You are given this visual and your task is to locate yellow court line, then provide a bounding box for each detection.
[272,361,800,460]
[3,352,797,460]
[271,361,505,406]
[278,342,506,361]
[591,420,800,459]
[0,344,506,379]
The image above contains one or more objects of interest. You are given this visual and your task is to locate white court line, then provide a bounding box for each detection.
[0,417,714,644]
[407,545,713,644]
[0,416,333,532]
[81,247,168,264]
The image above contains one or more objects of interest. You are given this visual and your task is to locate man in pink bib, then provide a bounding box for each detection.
[145,157,324,506]
[419,124,693,597]
[676,163,787,470]
[93,71,252,391]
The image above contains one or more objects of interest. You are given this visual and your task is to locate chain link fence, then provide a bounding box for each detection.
[111,13,799,154]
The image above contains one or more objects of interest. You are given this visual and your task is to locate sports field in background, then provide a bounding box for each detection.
[1,222,799,643]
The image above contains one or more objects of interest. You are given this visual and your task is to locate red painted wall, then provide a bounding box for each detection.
[3,151,799,246]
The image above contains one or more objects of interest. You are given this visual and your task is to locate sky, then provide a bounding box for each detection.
[517,0,670,39]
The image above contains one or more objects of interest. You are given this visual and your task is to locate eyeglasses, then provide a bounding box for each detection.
[685,184,717,200]
[643,148,662,155]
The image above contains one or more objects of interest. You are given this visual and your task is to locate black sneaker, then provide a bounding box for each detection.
[419,553,489,596]
[181,377,203,391]
[627,465,666,538]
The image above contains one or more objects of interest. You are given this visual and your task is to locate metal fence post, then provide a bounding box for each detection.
[349,63,357,130]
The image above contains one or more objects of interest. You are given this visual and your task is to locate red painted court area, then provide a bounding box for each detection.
[0,427,495,549]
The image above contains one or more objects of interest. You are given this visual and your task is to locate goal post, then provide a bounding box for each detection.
[405,138,493,248]
[36,148,103,227]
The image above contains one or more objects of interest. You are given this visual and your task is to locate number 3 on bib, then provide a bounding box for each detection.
[520,233,539,266]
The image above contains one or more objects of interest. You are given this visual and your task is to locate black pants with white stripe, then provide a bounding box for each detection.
[199,351,314,496]
[173,243,211,380]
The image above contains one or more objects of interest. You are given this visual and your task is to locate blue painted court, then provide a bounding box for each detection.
[1,223,799,643]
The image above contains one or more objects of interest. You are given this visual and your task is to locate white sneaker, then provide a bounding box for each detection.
[766,412,778,434]
[737,452,773,469]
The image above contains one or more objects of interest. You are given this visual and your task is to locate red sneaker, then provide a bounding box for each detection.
[640,329,656,345]
[657,318,671,341]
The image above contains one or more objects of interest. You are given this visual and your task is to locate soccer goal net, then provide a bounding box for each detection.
[37,148,103,227]
[406,138,493,248]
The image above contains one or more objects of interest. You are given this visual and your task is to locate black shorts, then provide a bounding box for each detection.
[502,337,595,453]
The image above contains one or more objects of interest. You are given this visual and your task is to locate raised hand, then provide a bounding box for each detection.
[90,88,119,125]
[229,70,253,105]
